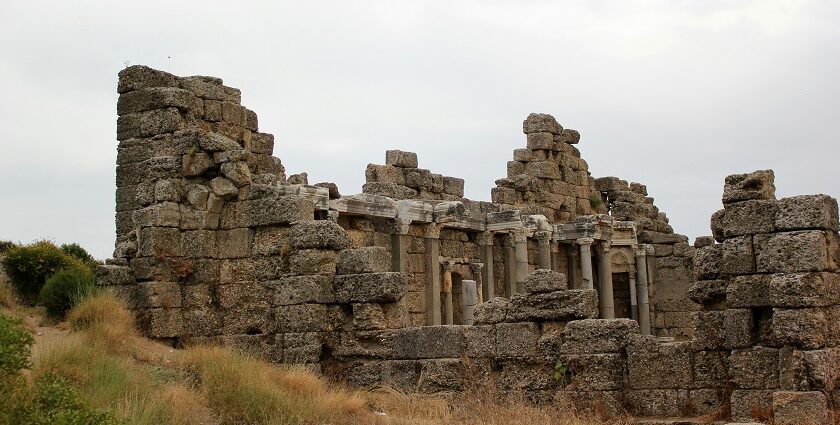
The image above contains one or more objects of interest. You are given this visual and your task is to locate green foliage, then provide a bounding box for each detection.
[589,194,603,210]
[553,360,570,387]
[1,373,121,425]
[0,240,17,255]
[2,241,81,304]
[60,243,98,271]
[40,267,98,320]
[0,313,34,378]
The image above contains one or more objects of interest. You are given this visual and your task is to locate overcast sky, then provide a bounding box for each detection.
[1,1,838,259]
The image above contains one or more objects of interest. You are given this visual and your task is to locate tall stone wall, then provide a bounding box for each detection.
[594,177,697,339]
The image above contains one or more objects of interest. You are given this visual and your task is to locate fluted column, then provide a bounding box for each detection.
[442,261,454,325]
[536,231,552,270]
[391,219,411,273]
[424,224,441,326]
[628,270,639,321]
[577,237,594,290]
[597,241,615,319]
[503,234,516,298]
[634,245,651,335]
[478,232,495,301]
[513,228,529,295]
[567,244,579,289]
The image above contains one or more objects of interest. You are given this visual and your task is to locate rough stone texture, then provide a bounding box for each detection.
[626,336,692,389]
[522,269,568,293]
[754,230,838,273]
[775,194,839,232]
[561,319,639,354]
[333,272,406,303]
[722,169,775,205]
[336,246,391,275]
[772,391,830,425]
[289,220,348,250]
[393,326,466,359]
[506,289,598,322]
[385,150,418,168]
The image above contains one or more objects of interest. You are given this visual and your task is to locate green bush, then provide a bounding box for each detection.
[40,267,98,320]
[60,243,98,271]
[0,313,34,378]
[2,241,81,304]
[0,241,17,255]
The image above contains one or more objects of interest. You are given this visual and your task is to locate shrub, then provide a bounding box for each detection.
[60,243,98,271]
[0,312,34,378]
[40,267,98,320]
[0,240,17,255]
[2,241,81,304]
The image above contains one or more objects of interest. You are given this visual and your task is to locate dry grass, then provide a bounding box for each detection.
[26,292,624,425]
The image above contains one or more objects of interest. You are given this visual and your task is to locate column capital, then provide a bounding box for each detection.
[393,218,412,235]
[628,270,637,279]
[634,244,647,257]
[600,240,612,252]
[478,231,495,246]
[442,260,456,271]
[536,231,552,245]
[576,237,595,246]
[424,223,440,239]
[469,262,484,274]
[512,227,528,243]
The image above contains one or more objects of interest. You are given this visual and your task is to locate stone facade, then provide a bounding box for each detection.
[101,66,839,423]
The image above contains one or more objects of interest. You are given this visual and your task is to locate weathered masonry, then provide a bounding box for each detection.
[100,66,840,423]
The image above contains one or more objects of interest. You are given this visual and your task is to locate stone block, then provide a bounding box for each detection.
[506,289,598,322]
[560,319,639,354]
[769,272,840,308]
[363,182,418,199]
[289,220,348,250]
[95,264,135,286]
[776,195,839,232]
[730,347,779,389]
[252,226,291,256]
[118,65,178,94]
[722,169,775,205]
[336,246,391,275]
[730,389,774,423]
[720,235,755,275]
[779,347,840,391]
[385,150,418,168]
[209,177,238,200]
[554,391,624,419]
[352,303,387,331]
[365,164,406,185]
[217,281,271,309]
[117,87,196,115]
[523,113,562,135]
[283,332,323,363]
[137,281,181,308]
[627,335,692,389]
[222,196,313,228]
[442,176,464,197]
[288,249,337,275]
[624,389,682,417]
[562,353,625,391]
[215,228,253,259]
[687,279,728,307]
[494,359,555,391]
[276,304,329,332]
[465,325,495,357]
[496,322,539,358]
[393,326,467,359]
[692,350,730,389]
[771,307,834,349]
[271,275,334,305]
[137,226,182,257]
[710,200,778,241]
[725,309,756,349]
[773,391,829,425]
[474,297,509,325]
[417,359,465,392]
[133,202,181,228]
[727,274,771,308]
[693,244,722,280]
[693,311,726,350]
[522,269,568,293]
[526,132,555,150]
[524,161,560,179]
[332,272,405,303]
[754,230,838,273]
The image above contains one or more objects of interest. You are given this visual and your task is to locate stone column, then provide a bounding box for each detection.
[424,224,441,326]
[391,219,411,273]
[469,262,484,304]
[513,228,529,295]
[597,241,615,319]
[478,232,495,301]
[634,246,652,335]
[577,237,594,290]
[536,231,552,270]
[628,270,639,321]
[567,244,578,289]
[442,261,454,325]
[504,234,516,298]
[550,240,559,272]
[461,280,478,325]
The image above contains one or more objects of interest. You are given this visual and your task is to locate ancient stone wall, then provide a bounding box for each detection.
[594,177,697,339]
[101,66,840,423]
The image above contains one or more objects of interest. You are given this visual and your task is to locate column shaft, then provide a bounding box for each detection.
[479,232,495,301]
[567,245,578,289]
[537,231,552,270]
[597,242,615,319]
[514,230,529,294]
[629,273,639,320]
[578,238,594,290]
[424,226,441,326]
[442,266,453,325]
[504,236,516,298]
[635,248,652,335]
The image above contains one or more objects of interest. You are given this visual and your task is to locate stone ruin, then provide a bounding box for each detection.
[98,65,840,424]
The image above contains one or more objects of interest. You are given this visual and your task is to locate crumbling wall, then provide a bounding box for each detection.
[491,114,597,222]
[363,150,465,201]
[594,177,697,338]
